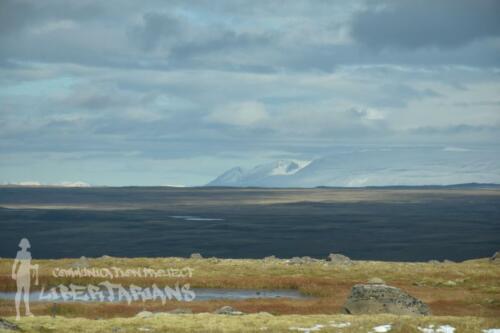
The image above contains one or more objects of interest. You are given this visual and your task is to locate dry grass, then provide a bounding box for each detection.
[1,257,499,319]
[3,313,500,333]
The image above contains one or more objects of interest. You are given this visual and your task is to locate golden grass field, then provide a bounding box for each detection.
[1,256,499,332]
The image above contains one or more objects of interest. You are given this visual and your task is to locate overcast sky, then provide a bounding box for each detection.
[1,0,499,186]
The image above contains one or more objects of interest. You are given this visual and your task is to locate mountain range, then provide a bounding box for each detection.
[207,147,500,187]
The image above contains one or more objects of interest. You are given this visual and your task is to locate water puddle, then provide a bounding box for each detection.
[0,288,307,303]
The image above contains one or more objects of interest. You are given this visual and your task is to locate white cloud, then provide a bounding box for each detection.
[206,101,269,126]
[17,181,42,186]
[59,181,91,187]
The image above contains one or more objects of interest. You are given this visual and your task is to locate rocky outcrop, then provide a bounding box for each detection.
[343,283,430,316]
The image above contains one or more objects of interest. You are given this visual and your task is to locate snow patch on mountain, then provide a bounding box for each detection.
[207,147,500,187]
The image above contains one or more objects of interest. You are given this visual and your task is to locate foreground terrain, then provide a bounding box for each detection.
[0,256,499,332]
[3,313,500,333]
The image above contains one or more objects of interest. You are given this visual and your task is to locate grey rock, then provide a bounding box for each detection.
[263,255,278,261]
[343,284,430,316]
[71,256,90,268]
[135,311,154,318]
[490,251,499,263]
[207,257,220,263]
[427,260,440,264]
[190,253,203,259]
[257,311,273,316]
[0,319,19,331]
[443,259,455,264]
[443,280,457,287]
[327,253,352,265]
[214,306,244,315]
[287,256,319,265]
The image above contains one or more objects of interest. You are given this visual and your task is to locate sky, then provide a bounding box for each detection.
[0,0,499,186]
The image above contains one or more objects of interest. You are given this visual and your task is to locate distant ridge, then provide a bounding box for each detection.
[206,149,500,188]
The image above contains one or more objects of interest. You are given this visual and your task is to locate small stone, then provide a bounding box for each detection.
[367,277,385,285]
[214,306,244,315]
[135,311,154,318]
[264,255,278,261]
[207,257,220,263]
[490,251,499,263]
[444,280,457,286]
[427,260,440,264]
[71,256,90,268]
[100,255,112,259]
[443,259,455,264]
[327,253,352,265]
[287,256,319,265]
[190,253,203,259]
[257,311,273,316]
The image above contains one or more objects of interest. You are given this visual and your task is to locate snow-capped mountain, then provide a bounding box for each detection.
[206,147,500,187]
[207,160,311,186]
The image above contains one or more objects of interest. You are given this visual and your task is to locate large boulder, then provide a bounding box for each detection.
[342,284,430,316]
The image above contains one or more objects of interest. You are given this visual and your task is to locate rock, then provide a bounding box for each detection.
[214,306,244,315]
[342,283,430,316]
[287,256,319,265]
[207,257,220,263]
[100,255,112,259]
[489,251,499,263]
[167,308,193,314]
[71,256,90,268]
[135,311,154,318]
[190,253,203,259]
[367,277,386,285]
[0,319,19,331]
[264,255,278,261]
[257,311,273,316]
[444,280,457,287]
[443,259,455,264]
[327,253,352,265]
[427,260,440,264]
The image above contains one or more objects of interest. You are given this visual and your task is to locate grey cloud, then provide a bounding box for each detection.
[351,0,500,49]
[128,12,183,51]
[0,0,105,34]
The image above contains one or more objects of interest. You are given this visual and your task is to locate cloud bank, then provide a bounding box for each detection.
[0,0,499,185]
